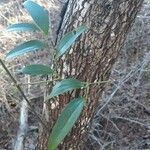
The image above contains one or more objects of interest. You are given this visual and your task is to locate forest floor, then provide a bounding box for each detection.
[0,0,150,150]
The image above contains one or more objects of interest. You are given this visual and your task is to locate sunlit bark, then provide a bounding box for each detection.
[37,0,144,149]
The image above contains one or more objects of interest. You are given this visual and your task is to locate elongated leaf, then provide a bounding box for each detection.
[48,97,85,150]
[56,25,87,57]
[20,64,53,75]
[23,0,49,35]
[47,78,85,99]
[6,40,46,59]
[7,23,40,32]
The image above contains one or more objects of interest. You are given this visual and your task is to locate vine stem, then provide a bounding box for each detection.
[84,80,112,86]
[20,79,111,86]
[0,59,49,131]
[19,78,61,86]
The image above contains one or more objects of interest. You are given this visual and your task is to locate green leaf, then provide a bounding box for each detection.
[47,78,85,99]
[23,0,49,35]
[48,97,85,150]
[56,25,87,57]
[6,40,46,59]
[7,23,40,32]
[20,64,53,75]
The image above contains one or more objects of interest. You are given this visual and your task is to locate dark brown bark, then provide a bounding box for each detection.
[37,0,144,149]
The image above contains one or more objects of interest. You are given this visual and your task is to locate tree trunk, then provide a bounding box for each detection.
[37,0,144,149]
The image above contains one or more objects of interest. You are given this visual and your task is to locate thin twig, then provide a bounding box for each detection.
[0,59,49,131]
[111,116,150,129]
[86,80,112,86]
[19,78,60,86]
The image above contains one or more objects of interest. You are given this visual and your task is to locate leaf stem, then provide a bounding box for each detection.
[19,78,61,86]
[84,80,112,87]
[0,59,49,131]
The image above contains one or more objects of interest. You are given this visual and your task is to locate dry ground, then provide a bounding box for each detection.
[0,0,150,149]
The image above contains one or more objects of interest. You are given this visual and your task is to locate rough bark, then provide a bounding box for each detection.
[37,0,144,149]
